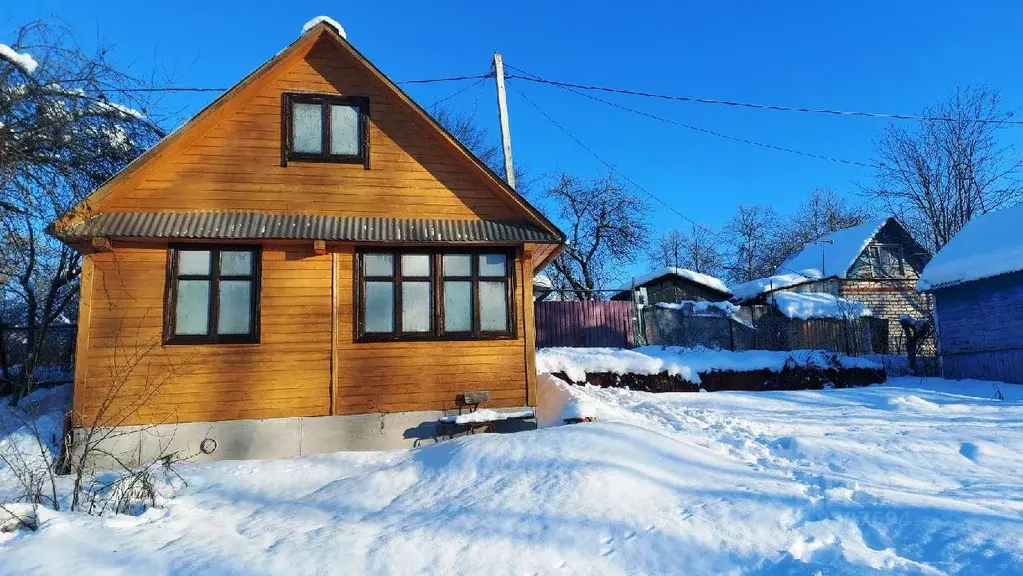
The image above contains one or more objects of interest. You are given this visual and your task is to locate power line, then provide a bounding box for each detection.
[105,74,493,94]
[507,64,876,169]
[506,82,736,249]
[505,71,1023,126]
[507,79,814,280]
[427,76,489,110]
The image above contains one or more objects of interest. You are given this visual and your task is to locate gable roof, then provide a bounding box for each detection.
[777,219,888,279]
[918,204,1023,291]
[615,267,731,299]
[48,21,564,258]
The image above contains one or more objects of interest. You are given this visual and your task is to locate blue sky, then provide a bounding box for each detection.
[5,1,1023,285]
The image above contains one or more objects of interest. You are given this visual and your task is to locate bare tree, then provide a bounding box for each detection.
[649,224,723,277]
[768,187,874,272]
[0,21,164,402]
[544,172,649,300]
[0,320,194,527]
[867,84,1022,252]
[432,107,531,194]
[723,204,781,283]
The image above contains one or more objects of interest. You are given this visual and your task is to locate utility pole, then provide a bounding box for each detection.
[493,52,516,189]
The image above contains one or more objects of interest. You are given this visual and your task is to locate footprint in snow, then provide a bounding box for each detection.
[959,442,981,463]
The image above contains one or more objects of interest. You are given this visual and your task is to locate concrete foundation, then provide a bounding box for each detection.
[71,408,536,469]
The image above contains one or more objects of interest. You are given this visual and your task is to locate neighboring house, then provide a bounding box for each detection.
[612,267,731,305]
[918,205,1023,383]
[732,218,931,353]
[47,19,565,463]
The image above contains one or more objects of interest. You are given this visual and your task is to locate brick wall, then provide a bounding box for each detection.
[839,279,933,354]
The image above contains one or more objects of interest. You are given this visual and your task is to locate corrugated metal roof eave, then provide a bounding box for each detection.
[57,212,563,245]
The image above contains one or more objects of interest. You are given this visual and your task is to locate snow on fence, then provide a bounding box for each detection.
[642,305,889,355]
[535,301,637,348]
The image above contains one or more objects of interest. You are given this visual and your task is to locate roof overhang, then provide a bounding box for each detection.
[54,211,563,246]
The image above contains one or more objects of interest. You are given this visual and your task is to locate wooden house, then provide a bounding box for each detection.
[918,205,1023,383]
[612,267,731,305]
[731,217,931,354]
[48,19,565,463]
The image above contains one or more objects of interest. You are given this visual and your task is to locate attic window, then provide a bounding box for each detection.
[283,93,369,168]
[869,244,905,277]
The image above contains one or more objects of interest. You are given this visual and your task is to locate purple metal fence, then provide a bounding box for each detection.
[534,301,636,348]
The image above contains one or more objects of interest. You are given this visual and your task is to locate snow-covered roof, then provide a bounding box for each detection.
[729,270,823,302]
[768,292,872,320]
[302,16,347,39]
[625,267,730,296]
[918,204,1023,291]
[533,274,554,289]
[777,219,888,279]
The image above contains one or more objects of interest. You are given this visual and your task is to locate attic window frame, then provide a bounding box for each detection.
[282,92,370,169]
[869,243,906,278]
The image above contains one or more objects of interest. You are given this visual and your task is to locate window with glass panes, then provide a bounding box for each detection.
[164,246,261,344]
[869,244,905,277]
[283,93,369,167]
[357,250,515,341]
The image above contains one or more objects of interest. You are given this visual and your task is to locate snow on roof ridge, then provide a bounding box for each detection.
[0,43,38,74]
[628,266,730,295]
[729,271,814,301]
[302,16,347,39]
[918,204,1023,291]
[777,218,889,279]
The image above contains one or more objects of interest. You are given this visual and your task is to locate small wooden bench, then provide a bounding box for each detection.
[434,391,534,440]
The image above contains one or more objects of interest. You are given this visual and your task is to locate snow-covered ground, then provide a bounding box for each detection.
[2,377,1023,575]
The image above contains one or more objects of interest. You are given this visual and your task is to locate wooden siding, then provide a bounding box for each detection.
[78,242,333,427]
[332,245,529,415]
[934,270,1023,383]
[101,37,520,221]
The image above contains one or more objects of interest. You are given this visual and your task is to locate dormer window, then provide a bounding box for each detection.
[283,93,369,167]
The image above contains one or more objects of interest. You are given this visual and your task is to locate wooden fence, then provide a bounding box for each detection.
[535,301,637,348]
[643,305,889,355]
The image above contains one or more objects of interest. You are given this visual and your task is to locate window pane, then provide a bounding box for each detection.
[480,281,508,331]
[175,280,210,335]
[402,254,430,277]
[292,102,322,154]
[444,281,472,332]
[365,281,394,333]
[443,254,471,277]
[364,253,393,276]
[220,251,252,276]
[479,254,507,277]
[178,250,210,275]
[330,104,359,156]
[402,282,431,333]
[218,280,252,335]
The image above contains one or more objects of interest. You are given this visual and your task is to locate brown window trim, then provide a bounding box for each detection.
[163,244,262,345]
[355,249,517,343]
[281,92,370,169]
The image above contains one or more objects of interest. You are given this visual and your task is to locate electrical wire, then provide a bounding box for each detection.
[426,77,488,110]
[104,74,493,94]
[507,66,876,169]
[507,80,816,280]
[505,68,1023,126]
